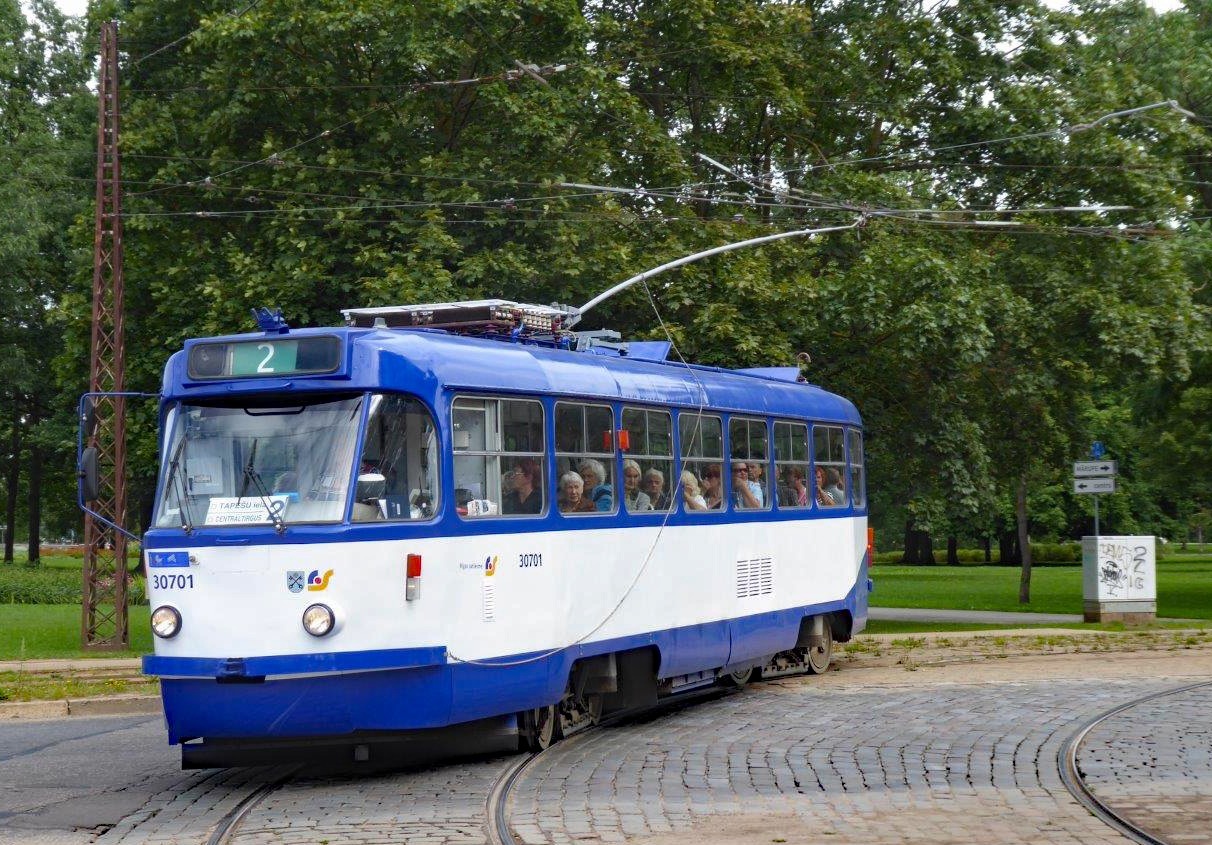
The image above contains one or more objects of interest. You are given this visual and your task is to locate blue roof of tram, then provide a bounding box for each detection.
[164,327,862,425]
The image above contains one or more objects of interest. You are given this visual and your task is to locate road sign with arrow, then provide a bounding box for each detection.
[1073,477,1116,494]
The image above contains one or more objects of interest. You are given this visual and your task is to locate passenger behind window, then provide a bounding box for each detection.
[814,466,835,507]
[642,468,669,510]
[824,467,846,505]
[731,462,761,509]
[780,465,808,507]
[622,459,652,511]
[503,457,543,515]
[558,471,595,514]
[680,470,708,511]
[701,463,724,510]
[577,459,613,512]
[747,462,766,505]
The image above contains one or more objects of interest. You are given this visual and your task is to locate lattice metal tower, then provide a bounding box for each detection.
[82,20,129,649]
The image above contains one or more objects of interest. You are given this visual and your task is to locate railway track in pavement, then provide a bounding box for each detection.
[1058,680,1212,845]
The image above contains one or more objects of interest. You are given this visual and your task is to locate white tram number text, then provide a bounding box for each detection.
[518,553,543,568]
[153,573,195,590]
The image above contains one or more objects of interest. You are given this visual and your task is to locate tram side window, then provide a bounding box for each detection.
[813,425,848,508]
[773,421,810,509]
[621,407,673,512]
[678,412,724,512]
[848,429,866,508]
[452,397,545,518]
[728,417,770,510]
[353,395,440,522]
[555,402,615,515]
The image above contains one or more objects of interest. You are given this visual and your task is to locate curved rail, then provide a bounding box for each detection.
[205,765,301,845]
[488,685,735,844]
[1057,680,1212,845]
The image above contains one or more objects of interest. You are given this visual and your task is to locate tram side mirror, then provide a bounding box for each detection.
[79,447,100,503]
[356,472,386,502]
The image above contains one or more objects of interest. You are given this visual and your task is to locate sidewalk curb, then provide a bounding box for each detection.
[0,693,160,721]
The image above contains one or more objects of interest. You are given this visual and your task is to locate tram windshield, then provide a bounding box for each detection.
[154,394,364,529]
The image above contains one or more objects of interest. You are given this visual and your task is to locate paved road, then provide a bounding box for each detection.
[869,606,1084,624]
[0,715,180,845]
[3,651,1209,845]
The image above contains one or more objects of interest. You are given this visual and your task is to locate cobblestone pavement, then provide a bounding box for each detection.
[87,652,1212,845]
[1078,682,1212,844]
[510,676,1208,845]
[230,756,514,845]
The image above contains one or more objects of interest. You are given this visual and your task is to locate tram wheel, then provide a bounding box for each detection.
[719,666,755,687]
[520,704,563,752]
[805,632,833,675]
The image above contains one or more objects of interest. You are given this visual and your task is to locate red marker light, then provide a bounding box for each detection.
[617,430,631,451]
[406,553,422,601]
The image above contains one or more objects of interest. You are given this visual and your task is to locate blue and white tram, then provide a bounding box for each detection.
[135,301,872,765]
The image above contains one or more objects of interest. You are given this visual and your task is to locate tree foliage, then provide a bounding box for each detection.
[8,1,1209,585]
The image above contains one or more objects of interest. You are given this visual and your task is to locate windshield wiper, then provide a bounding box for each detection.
[163,435,194,534]
[239,439,286,533]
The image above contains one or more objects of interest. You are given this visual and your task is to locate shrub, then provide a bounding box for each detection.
[0,567,147,605]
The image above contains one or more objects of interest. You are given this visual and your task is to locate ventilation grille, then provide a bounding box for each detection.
[736,557,774,598]
[482,583,495,622]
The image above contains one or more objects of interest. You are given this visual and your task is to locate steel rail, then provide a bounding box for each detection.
[488,685,737,844]
[205,765,301,845]
[1057,680,1212,845]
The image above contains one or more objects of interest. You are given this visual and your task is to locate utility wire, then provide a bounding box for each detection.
[132,0,264,66]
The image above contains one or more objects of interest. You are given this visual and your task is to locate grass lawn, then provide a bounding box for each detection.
[0,604,151,660]
[870,557,1212,620]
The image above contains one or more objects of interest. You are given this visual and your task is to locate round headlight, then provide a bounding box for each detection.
[302,603,335,637]
[150,605,182,639]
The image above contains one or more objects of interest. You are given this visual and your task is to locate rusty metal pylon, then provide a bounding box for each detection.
[82,20,129,649]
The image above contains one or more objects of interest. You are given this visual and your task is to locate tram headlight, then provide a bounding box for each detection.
[150,605,182,639]
[302,603,336,637]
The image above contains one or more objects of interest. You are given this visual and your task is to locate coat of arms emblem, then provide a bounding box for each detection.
[286,571,305,593]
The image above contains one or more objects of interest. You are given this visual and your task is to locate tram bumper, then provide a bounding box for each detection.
[145,647,451,743]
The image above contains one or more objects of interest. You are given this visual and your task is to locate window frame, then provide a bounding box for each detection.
[772,419,812,510]
[847,428,866,509]
[727,415,771,512]
[812,423,849,509]
[554,400,617,517]
[677,410,725,515]
[353,392,442,523]
[621,406,674,514]
[451,394,547,520]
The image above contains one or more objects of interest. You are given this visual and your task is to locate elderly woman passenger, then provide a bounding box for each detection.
[558,471,595,513]
[622,459,653,512]
[642,468,669,510]
[577,458,613,512]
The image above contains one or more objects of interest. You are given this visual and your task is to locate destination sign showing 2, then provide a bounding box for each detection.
[1073,460,1117,477]
[1073,477,1116,495]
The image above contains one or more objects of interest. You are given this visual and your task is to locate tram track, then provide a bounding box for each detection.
[1057,679,1212,845]
[200,678,748,845]
[204,765,302,845]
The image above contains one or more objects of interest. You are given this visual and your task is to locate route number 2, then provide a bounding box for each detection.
[257,343,276,373]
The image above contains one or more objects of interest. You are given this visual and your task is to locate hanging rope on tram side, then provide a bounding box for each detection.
[447,222,862,667]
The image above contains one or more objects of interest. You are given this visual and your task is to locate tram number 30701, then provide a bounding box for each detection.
[153,573,195,590]
[518,553,543,568]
